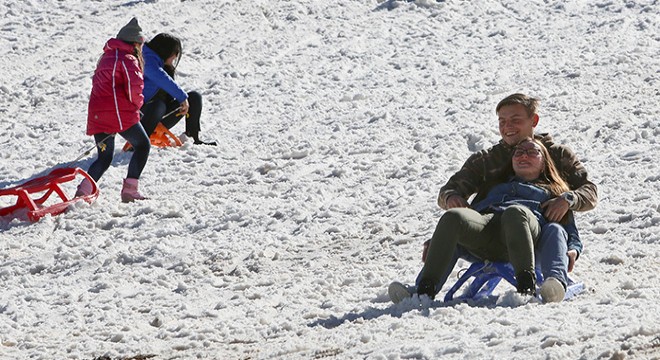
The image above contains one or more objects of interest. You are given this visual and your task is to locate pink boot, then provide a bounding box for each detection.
[75,178,93,197]
[121,178,147,203]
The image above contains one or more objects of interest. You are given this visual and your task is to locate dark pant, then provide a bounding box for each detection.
[419,206,540,294]
[140,91,203,141]
[87,122,151,182]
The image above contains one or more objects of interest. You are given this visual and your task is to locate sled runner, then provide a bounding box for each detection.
[0,167,99,222]
[444,261,585,302]
[123,123,182,151]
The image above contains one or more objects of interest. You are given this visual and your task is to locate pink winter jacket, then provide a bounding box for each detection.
[86,39,144,135]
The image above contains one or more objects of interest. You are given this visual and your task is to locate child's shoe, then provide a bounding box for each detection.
[75,178,93,197]
[120,178,146,203]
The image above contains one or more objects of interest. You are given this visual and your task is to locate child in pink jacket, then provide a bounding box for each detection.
[77,17,151,202]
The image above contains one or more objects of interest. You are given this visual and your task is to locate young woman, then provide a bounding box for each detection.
[78,17,151,203]
[139,33,216,145]
[390,138,581,303]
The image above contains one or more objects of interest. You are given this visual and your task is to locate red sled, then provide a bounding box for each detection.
[0,167,99,222]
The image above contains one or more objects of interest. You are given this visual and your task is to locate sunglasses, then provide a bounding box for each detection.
[513,147,542,158]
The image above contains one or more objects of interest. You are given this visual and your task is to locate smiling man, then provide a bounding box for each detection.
[438,93,597,218]
[389,93,598,304]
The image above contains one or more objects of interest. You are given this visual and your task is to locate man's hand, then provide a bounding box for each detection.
[567,249,578,272]
[541,197,569,222]
[446,195,469,209]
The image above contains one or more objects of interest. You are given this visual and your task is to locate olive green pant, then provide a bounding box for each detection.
[420,205,541,286]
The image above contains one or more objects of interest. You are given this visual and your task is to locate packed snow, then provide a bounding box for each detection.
[1,0,659,359]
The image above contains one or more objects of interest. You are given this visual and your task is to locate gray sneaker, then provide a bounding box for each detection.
[388,281,412,304]
[540,277,566,303]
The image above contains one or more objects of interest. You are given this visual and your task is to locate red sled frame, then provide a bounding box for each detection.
[0,167,99,222]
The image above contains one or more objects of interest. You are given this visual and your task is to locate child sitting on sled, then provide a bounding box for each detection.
[139,33,216,146]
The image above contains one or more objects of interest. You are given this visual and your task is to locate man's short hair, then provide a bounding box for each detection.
[496,93,539,116]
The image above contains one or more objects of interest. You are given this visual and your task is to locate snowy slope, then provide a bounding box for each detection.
[1,0,659,359]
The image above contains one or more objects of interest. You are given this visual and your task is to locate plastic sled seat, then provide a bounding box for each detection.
[443,261,585,303]
[0,167,99,222]
[149,122,183,148]
[123,123,182,151]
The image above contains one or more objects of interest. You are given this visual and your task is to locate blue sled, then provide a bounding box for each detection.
[444,261,585,302]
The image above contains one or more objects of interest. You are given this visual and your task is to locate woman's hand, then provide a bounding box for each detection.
[178,99,190,117]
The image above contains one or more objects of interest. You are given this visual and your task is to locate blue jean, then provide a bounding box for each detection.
[536,223,569,287]
[87,122,151,181]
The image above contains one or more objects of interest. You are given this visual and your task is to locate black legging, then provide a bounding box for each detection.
[140,91,203,141]
[87,122,151,182]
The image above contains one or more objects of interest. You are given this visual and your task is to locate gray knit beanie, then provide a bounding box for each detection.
[116,17,145,43]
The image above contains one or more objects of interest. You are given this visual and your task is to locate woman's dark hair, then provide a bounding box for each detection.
[145,33,182,76]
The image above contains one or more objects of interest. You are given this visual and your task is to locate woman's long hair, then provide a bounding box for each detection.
[515,138,570,197]
[133,43,144,71]
[145,33,182,77]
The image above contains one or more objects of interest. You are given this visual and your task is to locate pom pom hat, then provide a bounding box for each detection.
[116,17,145,44]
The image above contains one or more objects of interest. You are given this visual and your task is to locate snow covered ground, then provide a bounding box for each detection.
[1,0,659,359]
